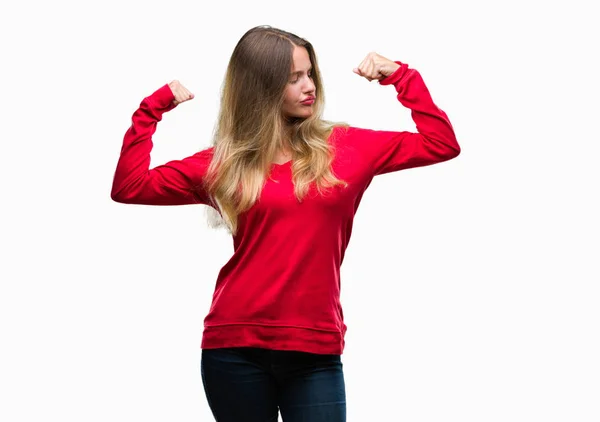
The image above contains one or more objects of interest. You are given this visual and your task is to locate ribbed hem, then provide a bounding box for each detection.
[201,324,346,355]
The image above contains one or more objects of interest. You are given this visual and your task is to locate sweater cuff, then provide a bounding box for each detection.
[379,61,408,86]
[147,83,177,112]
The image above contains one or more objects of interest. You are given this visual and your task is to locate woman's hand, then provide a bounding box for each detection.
[168,80,195,106]
[353,52,400,82]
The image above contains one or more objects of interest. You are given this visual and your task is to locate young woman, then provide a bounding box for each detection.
[111,25,460,422]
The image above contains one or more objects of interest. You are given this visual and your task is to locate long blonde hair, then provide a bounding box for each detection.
[203,25,349,235]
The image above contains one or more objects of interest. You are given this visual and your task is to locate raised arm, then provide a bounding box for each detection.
[350,57,460,177]
[110,82,214,206]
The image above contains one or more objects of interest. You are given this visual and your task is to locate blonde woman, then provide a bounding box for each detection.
[111,25,460,422]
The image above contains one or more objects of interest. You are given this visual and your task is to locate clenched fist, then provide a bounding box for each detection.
[353,52,400,82]
[168,80,195,106]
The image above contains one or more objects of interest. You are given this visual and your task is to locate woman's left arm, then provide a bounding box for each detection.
[351,54,460,176]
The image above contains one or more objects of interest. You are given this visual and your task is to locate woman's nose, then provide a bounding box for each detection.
[304,77,315,92]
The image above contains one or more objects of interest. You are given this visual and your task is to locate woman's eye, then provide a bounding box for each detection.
[290,71,312,84]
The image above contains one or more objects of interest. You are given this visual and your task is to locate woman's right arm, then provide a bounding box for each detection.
[110,83,213,206]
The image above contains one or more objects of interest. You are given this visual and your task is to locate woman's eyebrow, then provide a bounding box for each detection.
[289,67,313,76]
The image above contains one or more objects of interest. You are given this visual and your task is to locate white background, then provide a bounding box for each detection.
[1,0,599,421]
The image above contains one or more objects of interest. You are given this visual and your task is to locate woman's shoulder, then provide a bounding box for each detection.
[328,124,353,141]
[194,146,215,159]
[178,146,215,173]
[329,124,373,147]
[328,124,367,157]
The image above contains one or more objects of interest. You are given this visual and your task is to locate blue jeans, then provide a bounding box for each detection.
[201,347,346,422]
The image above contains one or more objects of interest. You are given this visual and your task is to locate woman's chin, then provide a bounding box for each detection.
[284,109,313,122]
[295,108,313,117]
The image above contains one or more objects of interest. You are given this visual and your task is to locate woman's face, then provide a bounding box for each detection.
[282,46,316,119]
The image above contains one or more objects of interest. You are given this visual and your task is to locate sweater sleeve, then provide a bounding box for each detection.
[111,84,214,206]
[348,61,460,177]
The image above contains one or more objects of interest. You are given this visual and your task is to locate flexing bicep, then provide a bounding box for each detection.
[111,83,214,206]
[350,127,459,176]
[111,150,213,205]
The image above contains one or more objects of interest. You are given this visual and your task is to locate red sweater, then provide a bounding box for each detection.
[111,62,460,355]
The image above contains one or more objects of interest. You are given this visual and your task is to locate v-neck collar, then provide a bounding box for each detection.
[271,159,292,167]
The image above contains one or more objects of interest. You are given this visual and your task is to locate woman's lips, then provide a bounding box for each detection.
[301,99,315,105]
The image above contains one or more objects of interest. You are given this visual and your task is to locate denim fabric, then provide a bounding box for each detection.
[201,347,346,422]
